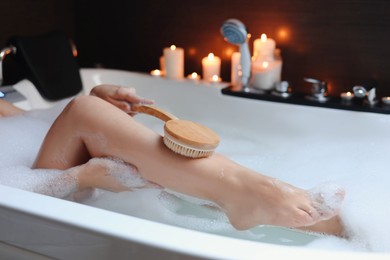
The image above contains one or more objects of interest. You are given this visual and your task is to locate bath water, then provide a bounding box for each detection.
[0,103,389,252]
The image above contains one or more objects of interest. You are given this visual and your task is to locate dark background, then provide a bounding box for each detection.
[1,0,390,96]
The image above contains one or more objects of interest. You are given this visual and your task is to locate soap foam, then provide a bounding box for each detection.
[308,182,345,221]
[1,106,390,252]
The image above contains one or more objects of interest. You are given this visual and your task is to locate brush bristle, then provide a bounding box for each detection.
[163,136,215,158]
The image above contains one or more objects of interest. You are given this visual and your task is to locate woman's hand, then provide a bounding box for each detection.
[90,84,154,114]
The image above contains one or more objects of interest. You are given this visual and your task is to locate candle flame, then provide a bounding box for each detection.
[207,53,215,60]
[346,92,352,96]
[261,33,267,42]
[262,61,269,68]
[170,45,176,50]
[191,72,198,78]
[211,75,220,82]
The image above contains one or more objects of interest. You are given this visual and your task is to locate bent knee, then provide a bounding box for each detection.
[69,95,102,109]
[63,95,108,120]
[63,95,134,125]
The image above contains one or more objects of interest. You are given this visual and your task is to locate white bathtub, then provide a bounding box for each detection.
[1,68,389,259]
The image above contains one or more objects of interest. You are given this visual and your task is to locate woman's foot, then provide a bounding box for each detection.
[220,169,345,235]
[299,215,345,237]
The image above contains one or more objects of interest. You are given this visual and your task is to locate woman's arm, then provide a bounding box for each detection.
[89,84,154,114]
[0,99,24,117]
[0,84,153,117]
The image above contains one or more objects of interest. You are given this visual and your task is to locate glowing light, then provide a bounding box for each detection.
[382,96,390,105]
[276,27,291,41]
[340,91,354,101]
[150,69,162,76]
[261,33,267,42]
[72,46,78,57]
[262,61,269,68]
[190,72,198,78]
[207,53,215,60]
[202,53,221,82]
[211,75,222,82]
[170,45,176,51]
[188,47,197,56]
[224,47,234,58]
[187,72,200,81]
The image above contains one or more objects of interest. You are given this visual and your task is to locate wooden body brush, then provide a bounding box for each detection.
[133,105,220,158]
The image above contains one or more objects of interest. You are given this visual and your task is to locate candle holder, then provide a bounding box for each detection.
[382,96,390,106]
[210,75,222,84]
[150,69,163,77]
[187,72,201,82]
[340,92,354,102]
[251,59,282,91]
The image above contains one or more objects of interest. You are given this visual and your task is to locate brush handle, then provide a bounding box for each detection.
[133,105,178,122]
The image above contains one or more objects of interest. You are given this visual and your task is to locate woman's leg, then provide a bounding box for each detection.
[34,95,344,233]
[0,99,24,117]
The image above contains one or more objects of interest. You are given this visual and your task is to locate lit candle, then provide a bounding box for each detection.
[159,56,165,75]
[253,34,276,60]
[210,74,222,83]
[187,72,200,81]
[251,61,277,90]
[382,96,390,105]
[251,33,282,91]
[202,53,221,82]
[150,69,163,77]
[340,91,354,101]
[163,45,184,80]
[231,52,241,88]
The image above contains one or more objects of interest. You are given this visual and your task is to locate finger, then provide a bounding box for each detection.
[116,87,136,99]
[117,87,154,105]
[136,97,155,105]
[106,97,132,112]
[117,101,132,113]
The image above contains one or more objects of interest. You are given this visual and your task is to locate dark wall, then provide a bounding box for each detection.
[1,0,390,97]
[74,0,390,97]
[0,0,74,85]
[0,0,74,46]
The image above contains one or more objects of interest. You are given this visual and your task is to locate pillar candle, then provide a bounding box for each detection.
[251,60,282,90]
[159,56,166,75]
[202,53,221,81]
[251,34,282,91]
[163,45,184,80]
[253,34,276,60]
[231,52,241,88]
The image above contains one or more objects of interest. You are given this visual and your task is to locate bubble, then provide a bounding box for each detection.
[308,182,345,221]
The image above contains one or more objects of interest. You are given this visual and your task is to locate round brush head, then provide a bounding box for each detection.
[163,120,220,158]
